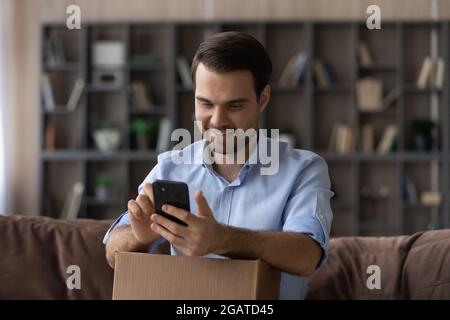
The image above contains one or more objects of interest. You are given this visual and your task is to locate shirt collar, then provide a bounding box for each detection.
[195,133,270,169]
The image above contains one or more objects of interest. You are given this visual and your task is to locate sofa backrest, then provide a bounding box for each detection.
[0,215,114,299]
[2,215,449,299]
[306,229,450,299]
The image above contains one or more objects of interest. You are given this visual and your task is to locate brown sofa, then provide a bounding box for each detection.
[1,214,449,299]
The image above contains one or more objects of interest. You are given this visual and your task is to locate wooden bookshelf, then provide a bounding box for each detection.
[39,21,450,237]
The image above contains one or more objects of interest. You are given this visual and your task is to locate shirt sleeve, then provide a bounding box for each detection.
[102,159,167,252]
[282,155,334,269]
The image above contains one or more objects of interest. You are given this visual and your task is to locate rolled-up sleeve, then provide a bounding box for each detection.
[282,155,334,269]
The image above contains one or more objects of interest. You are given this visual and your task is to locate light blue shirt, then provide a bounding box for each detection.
[103,136,334,299]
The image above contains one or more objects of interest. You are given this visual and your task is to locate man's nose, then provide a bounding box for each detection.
[210,106,228,128]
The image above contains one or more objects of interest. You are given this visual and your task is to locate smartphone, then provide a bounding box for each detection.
[153,180,190,227]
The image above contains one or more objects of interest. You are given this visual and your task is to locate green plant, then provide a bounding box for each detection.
[96,173,113,188]
[129,118,158,136]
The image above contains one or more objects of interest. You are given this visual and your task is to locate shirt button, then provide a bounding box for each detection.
[319,214,324,220]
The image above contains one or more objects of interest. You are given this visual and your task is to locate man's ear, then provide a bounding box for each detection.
[258,85,270,113]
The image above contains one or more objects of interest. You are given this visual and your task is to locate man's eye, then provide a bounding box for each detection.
[202,103,213,107]
[229,104,243,109]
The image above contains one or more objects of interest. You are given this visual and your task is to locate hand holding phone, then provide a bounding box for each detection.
[153,180,190,227]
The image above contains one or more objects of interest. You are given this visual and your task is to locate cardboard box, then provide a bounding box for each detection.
[113,252,280,300]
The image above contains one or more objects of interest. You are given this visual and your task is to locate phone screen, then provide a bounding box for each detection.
[153,180,190,227]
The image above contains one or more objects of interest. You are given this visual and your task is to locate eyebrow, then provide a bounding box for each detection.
[195,96,249,104]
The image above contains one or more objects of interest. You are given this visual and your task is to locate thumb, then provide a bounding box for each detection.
[195,190,213,218]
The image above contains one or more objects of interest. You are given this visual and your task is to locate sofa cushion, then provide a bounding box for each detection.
[0,215,114,299]
[403,229,450,299]
[306,232,423,299]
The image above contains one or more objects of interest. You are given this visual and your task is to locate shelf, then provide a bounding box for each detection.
[129,108,166,116]
[402,152,442,161]
[318,152,443,162]
[43,107,81,115]
[403,203,440,209]
[358,63,396,71]
[43,63,81,72]
[314,84,353,93]
[127,64,165,72]
[41,150,159,161]
[318,152,398,162]
[86,85,128,93]
[403,85,443,94]
[358,109,396,116]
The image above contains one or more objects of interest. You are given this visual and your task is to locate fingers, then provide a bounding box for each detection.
[144,183,155,204]
[161,204,191,225]
[151,213,187,238]
[151,222,183,246]
[195,190,212,217]
[136,193,154,217]
[128,199,143,221]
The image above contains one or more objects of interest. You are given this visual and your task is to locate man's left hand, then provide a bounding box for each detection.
[150,190,226,256]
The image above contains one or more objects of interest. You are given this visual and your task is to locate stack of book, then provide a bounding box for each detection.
[328,124,355,154]
[278,52,308,87]
[131,81,155,111]
[313,59,334,88]
[45,37,66,66]
[416,56,446,89]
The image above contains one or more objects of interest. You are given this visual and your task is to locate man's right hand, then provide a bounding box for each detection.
[127,183,158,246]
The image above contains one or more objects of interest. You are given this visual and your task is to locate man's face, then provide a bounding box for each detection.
[194,63,269,154]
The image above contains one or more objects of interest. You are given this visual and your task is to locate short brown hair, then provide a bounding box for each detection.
[191,31,272,98]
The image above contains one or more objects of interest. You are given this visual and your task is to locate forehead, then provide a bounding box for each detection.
[195,63,255,101]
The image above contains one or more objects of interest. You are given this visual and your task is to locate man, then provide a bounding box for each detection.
[103,31,334,299]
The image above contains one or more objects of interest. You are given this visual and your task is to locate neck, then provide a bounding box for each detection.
[211,135,258,182]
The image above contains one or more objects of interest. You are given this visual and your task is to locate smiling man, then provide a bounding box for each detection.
[103,31,334,299]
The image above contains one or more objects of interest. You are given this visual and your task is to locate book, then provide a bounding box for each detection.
[358,42,373,66]
[41,73,55,111]
[361,124,374,154]
[60,182,85,220]
[376,125,398,154]
[45,120,56,150]
[314,60,332,88]
[356,77,383,111]
[328,124,339,152]
[278,52,308,86]
[420,191,441,206]
[402,176,418,205]
[156,117,172,152]
[45,37,66,66]
[434,57,445,89]
[131,81,154,111]
[382,87,399,109]
[329,124,354,154]
[416,56,433,89]
[66,78,85,112]
[177,56,193,88]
